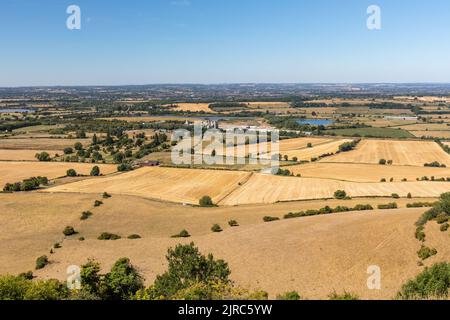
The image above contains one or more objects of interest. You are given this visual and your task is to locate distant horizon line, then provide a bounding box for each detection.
[2,82,450,89]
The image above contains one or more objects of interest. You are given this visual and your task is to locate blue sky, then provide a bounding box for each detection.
[1,0,450,86]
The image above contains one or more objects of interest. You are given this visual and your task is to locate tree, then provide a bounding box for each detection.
[90,166,100,176]
[199,196,213,207]
[92,134,98,145]
[334,190,347,200]
[148,243,231,299]
[66,169,77,177]
[35,152,51,162]
[74,142,83,151]
[63,147,74,155]
[101,258,144,300]
[397,263,450,300]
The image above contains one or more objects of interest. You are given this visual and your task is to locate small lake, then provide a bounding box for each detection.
[296,119,333,126]
[0,108,35,113]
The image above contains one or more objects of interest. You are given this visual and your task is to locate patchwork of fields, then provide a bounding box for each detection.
[0,162,117,187]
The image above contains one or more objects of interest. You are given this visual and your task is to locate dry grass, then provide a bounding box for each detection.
[287,162,450,182]
[2,192,445,299]
[6,193,441,299]
[168,103,215,113]
[0,149,61,161]
[0,162,117,187]
[46,167,251,205]
[278,139,353,161]
[0,138,89,150]
[44,166,450,205]
[411,131,450,138]
[324,139,450,167]
[220,174,450,205]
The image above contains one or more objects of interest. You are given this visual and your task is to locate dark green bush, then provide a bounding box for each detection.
[377,203,398,210]
[94,200,103,207]
[228,220,239,227]
[263,216,280,222]
[35,256,49,270]
[97,232,121,240]
[171,230,190,238]
[276,291,301,300]
[127,234,141,239]
[80,211,93,220]
[63,226,76,236]
[397,263,450,300]
[66,169,77,177]
[211,224,223,233]
[417,245,437,260]
[334,190,347,199]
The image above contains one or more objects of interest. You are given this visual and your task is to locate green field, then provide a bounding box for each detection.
[325,127,415,138]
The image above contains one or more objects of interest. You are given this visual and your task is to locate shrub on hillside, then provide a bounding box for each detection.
[171,230,190,238]
[263,216,280,222]
[80,211,93,220]
[211,224,223,233]
[417,245,437,260]
[127,234,141,239]
[276,291,301,300]
[35,256,49,270]
[440,223,449,232]
[397,263,450,300]
[63,226,76,236]
[228,220,239,227]
[97,232,121,240]
[377,203,398,210]
[328,291,359,300]
[334,190,347,200]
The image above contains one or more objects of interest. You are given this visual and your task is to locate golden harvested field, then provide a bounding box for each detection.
[324,139,450,167]
[203,137,334,158]
[394,123,450,131]
[8,192,444,299]
[0,162,117,187]
[46,167,251,205]
[220,174,450,205]
[0,138,89,150]
[279,139,352,161]
[0,149,61,161]
[410,131,450,138]
[287,162,450,182]
[168,103,215,113]
[44,166,449,205]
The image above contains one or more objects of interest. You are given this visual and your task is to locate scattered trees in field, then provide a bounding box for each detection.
[35,152,51,162]
[3,176,48,192]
